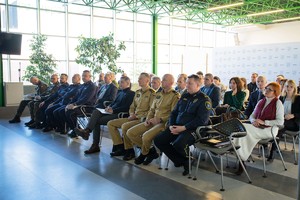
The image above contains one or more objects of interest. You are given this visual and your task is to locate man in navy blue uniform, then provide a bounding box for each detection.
[201,73,221,109]
[244,75,267,118]
[28,73,70,128]
[154,74,212,176]
[42,74,81,133]
[74,76,135,154]
[58,70,97,136]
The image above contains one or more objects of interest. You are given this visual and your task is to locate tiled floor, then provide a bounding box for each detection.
[0,117,298,200]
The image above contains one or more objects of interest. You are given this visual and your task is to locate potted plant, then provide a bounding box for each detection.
[23,34,57,84]
[75,33,126,79]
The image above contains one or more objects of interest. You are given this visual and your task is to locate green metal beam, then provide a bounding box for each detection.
[152,14,158,75]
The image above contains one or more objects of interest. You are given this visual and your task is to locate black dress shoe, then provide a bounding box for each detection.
[68,130,78,138]
[74,128,90,140]
[42,126,53,132]
[9,116,21,123]
[134,154,147,165]
[84,144,100,154]
[110,144,125,157]
[235,161,245,175]
[143,147,159,165]
[123,149,135,161]
[25,120,35,126]
[182,161,189,176]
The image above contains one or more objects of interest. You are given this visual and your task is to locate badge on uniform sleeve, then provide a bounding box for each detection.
[136,94,140,98]
[156,95,161,99]
[193,99,198,103]
[205,101,212,110]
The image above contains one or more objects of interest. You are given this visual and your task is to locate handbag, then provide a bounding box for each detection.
[221,106,246,122]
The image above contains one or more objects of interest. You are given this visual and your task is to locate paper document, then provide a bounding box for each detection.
[96,108,112,115]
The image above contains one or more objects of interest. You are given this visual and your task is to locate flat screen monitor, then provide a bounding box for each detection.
[0,32,22,55]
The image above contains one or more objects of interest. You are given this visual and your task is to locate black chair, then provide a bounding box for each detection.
[192,118,252,191]
[283,129,300,165]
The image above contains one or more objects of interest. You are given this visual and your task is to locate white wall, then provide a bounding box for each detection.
[234,21,300,46]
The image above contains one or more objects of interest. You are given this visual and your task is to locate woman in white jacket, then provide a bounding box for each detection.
[235,82,284,175]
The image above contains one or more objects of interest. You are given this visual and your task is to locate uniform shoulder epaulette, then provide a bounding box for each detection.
[149,88,156,93]
[172,90,181,97]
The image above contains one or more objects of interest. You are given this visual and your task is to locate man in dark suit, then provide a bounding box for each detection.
[244,75,267,118]
[247,73,258,95]
[201,73,221,109]
[94,72,118,108]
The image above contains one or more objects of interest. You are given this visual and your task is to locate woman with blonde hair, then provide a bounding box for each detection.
[235,82,284,174]
[268,80,300,160]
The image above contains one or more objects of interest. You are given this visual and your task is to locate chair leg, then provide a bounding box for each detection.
[292,136,298,165]
[220,155,225,191]
[260,145,267,177]
[284,134,287,150]
[188,149,192,178]
[193,150,203,180]
[207,151,219,173]
[273,139,288,171]
[99,126,103,147]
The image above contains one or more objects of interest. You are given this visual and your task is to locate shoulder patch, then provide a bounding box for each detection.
[149,88,156,93]
[205,101,212,110]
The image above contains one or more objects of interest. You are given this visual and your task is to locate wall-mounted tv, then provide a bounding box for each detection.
[0,32,22,55]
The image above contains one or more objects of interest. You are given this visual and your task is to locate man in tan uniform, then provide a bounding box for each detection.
[108,72,156,160]
[127,74,180,165]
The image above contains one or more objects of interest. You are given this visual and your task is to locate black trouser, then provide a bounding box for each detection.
[65,106,94,130]
[15,100,31,117]
[53,105,67,130]
[45,104,62,128]
[154,128,196,166]
[87,109,118,145]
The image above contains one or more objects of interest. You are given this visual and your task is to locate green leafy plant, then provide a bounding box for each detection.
[75,33,126,79]
[23,34,57,84]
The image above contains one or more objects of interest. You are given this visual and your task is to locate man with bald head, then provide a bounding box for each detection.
[9,76,48,123]
[126,74,180,165]
[244,75,267,118]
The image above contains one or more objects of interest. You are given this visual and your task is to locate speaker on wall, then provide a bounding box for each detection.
[0,32,22,55]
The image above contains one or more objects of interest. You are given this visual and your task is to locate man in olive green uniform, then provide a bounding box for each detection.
[108,72,156,160]
[127,74,180,165]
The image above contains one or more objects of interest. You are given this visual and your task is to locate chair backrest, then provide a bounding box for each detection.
[213,118,246,137]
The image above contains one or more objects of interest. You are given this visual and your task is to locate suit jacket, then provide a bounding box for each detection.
[201,83,221,108]
[71,80,97,106]
[95,83,118,109]
[244,89,265,117]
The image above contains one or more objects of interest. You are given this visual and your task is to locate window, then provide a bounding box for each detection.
[8,7,37,34]
[68,14,90,37]
[158,24,170,44]
[45,36,66,61]
[172,26,186,45]
[10,34,33,60]
[41,10,65,36]
[93,17,113,37]
[136,43,151,62]
[116,19,133,41]
[40,1,65,11]
[158,44,170,63]
[136,22,151,42]
[8,0,36,8]
[203,30,214,47]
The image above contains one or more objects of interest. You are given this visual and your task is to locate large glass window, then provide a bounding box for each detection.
[8,0,36,8]
[8,7,37,33]
[93,17,113,37]
[68,14,90,37]
[136,22,151,42]
[41,10,65,36]
[1,5,7,31]
[45,36,66,61]
[116,19,133,41]
[40,1,65,11]
[172,26,186,45]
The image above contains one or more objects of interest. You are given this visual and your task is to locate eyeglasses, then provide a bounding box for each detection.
[264,87,274,92]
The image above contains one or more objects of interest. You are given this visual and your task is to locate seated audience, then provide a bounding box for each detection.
[247,73,258,95]
[127,74,180,165]
[94,72,105,88]
[58,70,97,137]
[268,80,300,160]
[154,74,211,176]
[240,77,250,106]
[235,82,284,175]
[244,75,267,118]
[108,73,156,160]
[175,73,187,95]
[74,76,135,154]
[151,76,162,92]
[215,77,246,115]
[48,74,82,134]
[9,76,48,123]
[201,73,221,108]
[213,76,227,104]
